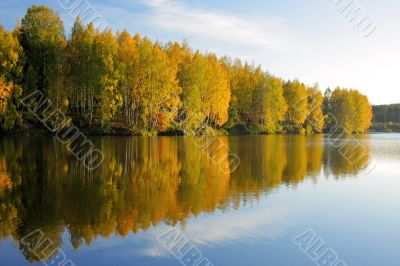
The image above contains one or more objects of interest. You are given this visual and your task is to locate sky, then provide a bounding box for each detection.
[0,0,399,105]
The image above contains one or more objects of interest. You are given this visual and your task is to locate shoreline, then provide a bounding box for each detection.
[1,126,393,137]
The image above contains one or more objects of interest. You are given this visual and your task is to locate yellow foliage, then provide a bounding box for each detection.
[0,77,13,115]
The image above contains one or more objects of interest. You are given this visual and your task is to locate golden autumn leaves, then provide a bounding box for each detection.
[60,15,231,134]
[0,5,372,134]
[0,79,13,115]
[0,25,23,130]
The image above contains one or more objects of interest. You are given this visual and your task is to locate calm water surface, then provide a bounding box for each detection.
[0,134,399,266]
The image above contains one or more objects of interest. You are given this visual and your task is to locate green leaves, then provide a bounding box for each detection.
[20,5,66,109]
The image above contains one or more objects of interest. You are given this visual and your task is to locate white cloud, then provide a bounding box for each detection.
[139,0,293,53]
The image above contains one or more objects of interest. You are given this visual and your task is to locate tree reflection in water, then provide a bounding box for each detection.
[0,135,371,262]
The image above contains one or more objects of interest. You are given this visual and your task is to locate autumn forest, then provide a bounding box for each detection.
[0,5,373,135]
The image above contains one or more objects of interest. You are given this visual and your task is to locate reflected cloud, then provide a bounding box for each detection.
[184,207,290,246]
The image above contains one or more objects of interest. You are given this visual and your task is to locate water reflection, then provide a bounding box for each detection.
[0,135,372,262]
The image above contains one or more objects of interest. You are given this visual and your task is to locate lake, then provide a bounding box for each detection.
[0,134,399,266]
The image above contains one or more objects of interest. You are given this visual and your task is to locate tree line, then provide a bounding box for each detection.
[370,104,400,132]
[372,104,400,123]
[0,5,373,135]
